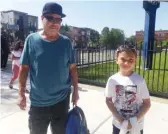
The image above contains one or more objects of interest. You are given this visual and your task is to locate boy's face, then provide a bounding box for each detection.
[116,51,136,73]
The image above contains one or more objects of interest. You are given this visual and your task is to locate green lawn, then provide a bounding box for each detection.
[78,52,168,93]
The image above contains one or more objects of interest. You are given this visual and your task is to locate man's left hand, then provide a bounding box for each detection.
[71,90,79,106]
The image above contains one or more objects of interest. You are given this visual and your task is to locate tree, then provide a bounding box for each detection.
[109,28,125,46]
[100,27,110,45]
[100,27,125,49]
[125,35,136,45]
[16,16,24,40]
[90,30,100,44]
[101,27,110,36]
[60,24,69,34]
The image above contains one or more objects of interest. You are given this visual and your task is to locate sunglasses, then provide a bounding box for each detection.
[44,16,62,24]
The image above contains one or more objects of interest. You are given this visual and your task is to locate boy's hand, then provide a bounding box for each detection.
[127,120,132,129]
[118,116,125,124]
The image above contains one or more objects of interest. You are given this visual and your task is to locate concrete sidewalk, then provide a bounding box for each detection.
[0,83,111,134]
[1,82,168,134]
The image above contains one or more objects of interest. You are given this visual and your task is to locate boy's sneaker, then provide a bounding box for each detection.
[9,83,13,89]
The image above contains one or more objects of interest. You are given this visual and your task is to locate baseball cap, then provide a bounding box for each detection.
[42,2,66,18]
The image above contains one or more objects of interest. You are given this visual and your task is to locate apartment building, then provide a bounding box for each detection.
[1,10,38,40]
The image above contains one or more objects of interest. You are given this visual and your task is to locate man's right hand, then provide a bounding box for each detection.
[18,94,26,110]
[18,65,29,110]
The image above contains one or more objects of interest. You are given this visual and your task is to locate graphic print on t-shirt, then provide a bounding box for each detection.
[115,85,138,119]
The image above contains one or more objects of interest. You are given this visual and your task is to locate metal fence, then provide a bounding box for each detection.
[76,42,168,98]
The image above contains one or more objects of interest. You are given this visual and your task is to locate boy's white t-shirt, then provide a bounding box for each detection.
[12,50,22,66]
[105,72,150,130]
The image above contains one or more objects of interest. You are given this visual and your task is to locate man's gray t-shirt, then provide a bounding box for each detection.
[20,32,75,106]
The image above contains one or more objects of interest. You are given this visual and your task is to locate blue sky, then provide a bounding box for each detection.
[0,0,168,37]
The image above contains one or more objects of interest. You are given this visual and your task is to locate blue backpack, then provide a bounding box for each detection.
[65,106,90,134]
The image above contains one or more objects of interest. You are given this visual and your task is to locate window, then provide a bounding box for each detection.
[81,31,85,35]
[15,19,17,24]
[34,22,37,27]
[161,33,164,37]
[28,22,31,27]
[8,16,10,24]
[10,18,12,24]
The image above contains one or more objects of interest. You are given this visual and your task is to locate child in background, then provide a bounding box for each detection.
[105,45,151,134]
[9,41,23,89]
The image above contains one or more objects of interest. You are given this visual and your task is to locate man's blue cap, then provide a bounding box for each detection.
[42,2,66,18]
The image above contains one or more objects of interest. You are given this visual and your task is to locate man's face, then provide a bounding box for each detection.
[42,14,62,35]
[116,51,136,73]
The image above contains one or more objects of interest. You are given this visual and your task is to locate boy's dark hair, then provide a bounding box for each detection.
[116,45,137,57]
[14,41,23,51]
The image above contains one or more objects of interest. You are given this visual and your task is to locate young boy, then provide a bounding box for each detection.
[105,45,151,134]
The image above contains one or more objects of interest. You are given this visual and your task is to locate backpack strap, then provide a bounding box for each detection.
[75,106,90,134]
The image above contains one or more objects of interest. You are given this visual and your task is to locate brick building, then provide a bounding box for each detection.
[136,30,168,41]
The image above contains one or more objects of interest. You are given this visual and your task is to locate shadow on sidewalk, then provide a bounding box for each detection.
[1,88,18,102]
[79,87,88,92]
